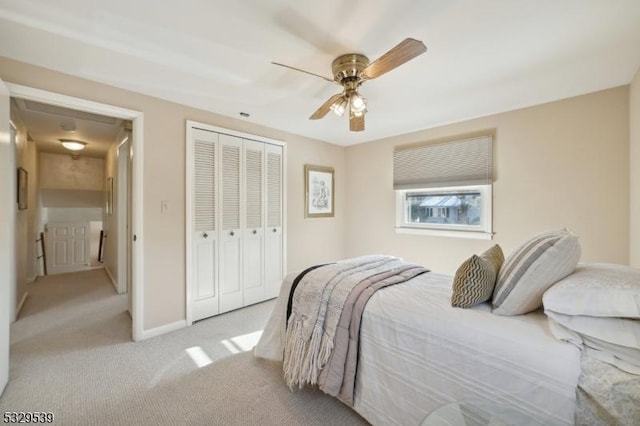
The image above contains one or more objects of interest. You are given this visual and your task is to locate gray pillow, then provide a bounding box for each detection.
[451,245,504,308]
[492,229,580,316]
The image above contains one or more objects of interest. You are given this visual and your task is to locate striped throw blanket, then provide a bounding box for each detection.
[283,255,428,399]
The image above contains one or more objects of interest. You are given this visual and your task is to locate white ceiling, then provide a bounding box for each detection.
[1,0,639,146]
[12,98,124,157]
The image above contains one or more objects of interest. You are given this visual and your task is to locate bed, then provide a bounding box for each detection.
[255,230,640,425]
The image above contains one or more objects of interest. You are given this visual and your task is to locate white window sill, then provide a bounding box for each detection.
[395,227,494,240]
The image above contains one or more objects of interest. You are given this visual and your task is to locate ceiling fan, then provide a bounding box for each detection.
[273,38,427,132]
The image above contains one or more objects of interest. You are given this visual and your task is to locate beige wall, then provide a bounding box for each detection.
[287,140,346,271]
[11,109,28,310]
[630,68,640,267]
[345,87,630,275]
[0,56,345,330]
[10,106,39,315]
[40,152,104,190]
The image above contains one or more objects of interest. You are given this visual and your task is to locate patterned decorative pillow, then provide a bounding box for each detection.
[492,229,581,316]
[451,245,504,308]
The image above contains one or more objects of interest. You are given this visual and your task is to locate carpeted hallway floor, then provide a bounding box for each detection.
[0,269,368,425]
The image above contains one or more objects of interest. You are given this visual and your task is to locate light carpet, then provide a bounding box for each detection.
[0,269,368,425]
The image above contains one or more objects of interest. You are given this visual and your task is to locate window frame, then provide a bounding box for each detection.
[395,184,493,240]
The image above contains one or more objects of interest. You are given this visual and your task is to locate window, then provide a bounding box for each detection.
[396,185,492,238]
[393,135,493,239]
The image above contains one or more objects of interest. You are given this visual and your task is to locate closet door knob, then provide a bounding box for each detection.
[230,231,234,236]
[272,228,277,233]
[252,229,257,234]
[202,232,208,238]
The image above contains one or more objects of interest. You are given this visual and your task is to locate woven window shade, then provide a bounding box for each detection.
[393,136,493,189]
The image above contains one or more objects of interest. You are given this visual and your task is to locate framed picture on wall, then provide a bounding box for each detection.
[105,176,114,215]
[17,167,28,210]
[305,164,334,218]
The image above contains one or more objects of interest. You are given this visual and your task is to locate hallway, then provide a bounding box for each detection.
[12,269,130,350]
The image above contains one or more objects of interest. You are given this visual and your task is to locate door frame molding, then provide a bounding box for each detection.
[0,78,14,394]
[116,136,130,296]
[8,121,17,324]
[185,120,287,325]
[6,83,146,341]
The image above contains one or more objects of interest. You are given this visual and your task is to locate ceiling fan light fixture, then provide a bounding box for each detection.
[59,139,87,151]
[330,96,348,117]
[349,92,367,115]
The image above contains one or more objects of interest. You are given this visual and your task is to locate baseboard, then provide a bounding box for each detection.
[104,266,118,292]
[140,320,187,341]
[16,292,29,318]
[27,274,38,283]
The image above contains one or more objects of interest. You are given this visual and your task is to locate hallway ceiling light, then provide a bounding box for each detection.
[59,139,87,151]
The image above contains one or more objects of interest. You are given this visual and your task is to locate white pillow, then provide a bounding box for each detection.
[546,316,640,375]
[545,311,640,350]
[543,263,640,318]
[492,229,581,315]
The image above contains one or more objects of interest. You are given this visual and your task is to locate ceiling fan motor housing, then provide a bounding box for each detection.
[332,54,369,85]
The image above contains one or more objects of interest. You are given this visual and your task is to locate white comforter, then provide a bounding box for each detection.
[255,271,581,425]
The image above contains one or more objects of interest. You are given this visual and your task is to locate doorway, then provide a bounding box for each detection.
[4,83,145,342]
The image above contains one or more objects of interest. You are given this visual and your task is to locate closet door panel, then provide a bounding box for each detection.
[191,129,219,321]
[218,134,243,314]
[265,144,284,299]
[243,140,266,306]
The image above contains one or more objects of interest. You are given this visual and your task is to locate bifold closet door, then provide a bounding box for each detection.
[218,134,243,314]
[189,123,285,321]
[191,129,219,322]
[264,143,284,299]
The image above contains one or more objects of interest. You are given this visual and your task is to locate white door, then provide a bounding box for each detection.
[218,134,243,314]
[265,144,284,298]
[191,129,219,321]
[117,138,130,296]
[46,222,90,275]
[243,140,265,306]
[124,136,133,315]
[0,76,13,395]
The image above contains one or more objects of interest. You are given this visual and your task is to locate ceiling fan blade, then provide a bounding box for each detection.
[350,114,365,132]
[310,93,343,120]
[361,38,427,80]
[271,62,334,83]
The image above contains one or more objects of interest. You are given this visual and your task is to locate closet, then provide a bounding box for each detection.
[187,122,285,323]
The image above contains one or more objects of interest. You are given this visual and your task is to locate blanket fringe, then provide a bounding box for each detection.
[283,317,306,388]
[284,316,334,389]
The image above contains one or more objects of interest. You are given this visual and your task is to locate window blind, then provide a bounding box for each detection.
[393,135,493,189]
